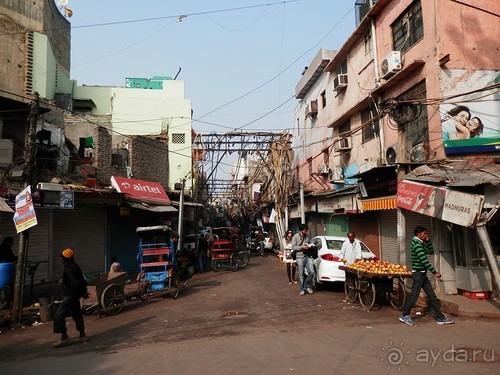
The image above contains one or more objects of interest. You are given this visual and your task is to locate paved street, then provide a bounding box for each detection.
[0,254,498,374]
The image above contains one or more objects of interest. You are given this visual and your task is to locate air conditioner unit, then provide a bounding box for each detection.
[305,100,318,117]
[381,51,402,79]
[328,167,344,183]
[333,136,352,152]
[385,146,397,165]
[333,74,348,91]
[317,163,329,175]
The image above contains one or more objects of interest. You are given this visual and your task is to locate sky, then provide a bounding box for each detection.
[60,0,358,176]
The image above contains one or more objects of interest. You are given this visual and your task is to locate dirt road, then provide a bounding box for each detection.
[0,254,498,374]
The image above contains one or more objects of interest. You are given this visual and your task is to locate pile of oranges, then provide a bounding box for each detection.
[345,259,411,276]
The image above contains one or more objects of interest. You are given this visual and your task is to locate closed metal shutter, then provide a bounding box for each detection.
[379,210,398,263]
[0,209,51,285]
[53,208,106,279]
[349,215,380,258]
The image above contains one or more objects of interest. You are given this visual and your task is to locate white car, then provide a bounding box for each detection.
[310,235,377,285]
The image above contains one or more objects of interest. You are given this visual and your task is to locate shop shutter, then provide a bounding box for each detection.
[0,209,51,285]
[348,215,380,258]
[53,208,106,279]
[379,210,398,263]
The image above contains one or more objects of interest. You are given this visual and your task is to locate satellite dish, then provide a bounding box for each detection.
[385,147,397,165]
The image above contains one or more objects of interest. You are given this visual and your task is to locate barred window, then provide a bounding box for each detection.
[171,133,185,144]
[361,108,380,143]
[392,0,423,52]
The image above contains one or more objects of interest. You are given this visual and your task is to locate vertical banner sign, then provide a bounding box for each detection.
[13,186,38,233]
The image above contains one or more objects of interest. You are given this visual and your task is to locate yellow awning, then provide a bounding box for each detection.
[362,196,397,211]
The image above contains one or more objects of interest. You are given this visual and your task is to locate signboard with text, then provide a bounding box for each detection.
[13,186,38,233]
[396,180,483,227]
[111,176,171,204]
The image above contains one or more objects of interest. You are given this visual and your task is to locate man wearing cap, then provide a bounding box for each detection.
[53,248,89,348]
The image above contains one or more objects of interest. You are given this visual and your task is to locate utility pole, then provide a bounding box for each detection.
[12,92,39,325]
[177,178,185,252]
[300,183,305,225]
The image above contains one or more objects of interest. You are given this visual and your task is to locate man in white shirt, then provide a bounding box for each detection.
[339,232,362,265]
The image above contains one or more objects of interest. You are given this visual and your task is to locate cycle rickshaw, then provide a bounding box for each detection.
[136,225,181,299]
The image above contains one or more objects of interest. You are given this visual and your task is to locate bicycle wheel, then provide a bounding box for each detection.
[237,251,250,268]
[178,265,190,288]
[344,274,357,302]
[389,277,406,310]
[168,272,180,299]
[230,253,239,272]
[137,280,150,301]
[358,279,376,310]
[212,259,219,272]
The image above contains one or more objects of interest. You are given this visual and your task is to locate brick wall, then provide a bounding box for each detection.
[129,135,168,187]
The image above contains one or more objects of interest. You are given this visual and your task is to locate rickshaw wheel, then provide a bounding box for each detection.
[169,272,180,299]
[237,251,250,268]
[344,273,357,302]
[389,277,406,310]
[101,284,125,315]
[212,259,219,272]
[230,253,239,272]
[358,279,376,310]
[138,280,150,301]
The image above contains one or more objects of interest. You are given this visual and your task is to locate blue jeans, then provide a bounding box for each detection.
[402,271,444,318]
[296,256,315,292]
[197,252,206,273]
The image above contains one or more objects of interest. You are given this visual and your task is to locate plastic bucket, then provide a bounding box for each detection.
[0,262,15,288]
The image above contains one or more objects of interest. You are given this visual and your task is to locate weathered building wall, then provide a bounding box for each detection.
[0,0,70,101]
[129,135,169,187]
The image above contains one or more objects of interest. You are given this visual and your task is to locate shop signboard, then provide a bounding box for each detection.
[397,180,483,227]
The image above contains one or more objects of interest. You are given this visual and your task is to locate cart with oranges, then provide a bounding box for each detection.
[339,260,412,310]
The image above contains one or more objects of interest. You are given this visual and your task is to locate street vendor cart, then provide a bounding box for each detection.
[81,271,128,317]
[339,261,412,310]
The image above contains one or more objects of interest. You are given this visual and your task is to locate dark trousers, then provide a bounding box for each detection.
[53,295,85,336]
[198,252,206,273]
[402,271,444,318]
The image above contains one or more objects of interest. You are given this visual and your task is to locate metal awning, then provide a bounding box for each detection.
[403,158,500,187]
[350,165,396,179]
[126,201,177,212]
[0,199,14,213]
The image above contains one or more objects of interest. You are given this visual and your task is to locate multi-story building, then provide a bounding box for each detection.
[292,0,500,296]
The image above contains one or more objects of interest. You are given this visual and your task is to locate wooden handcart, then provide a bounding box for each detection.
[339,265,411,310]
[81,272,128,317]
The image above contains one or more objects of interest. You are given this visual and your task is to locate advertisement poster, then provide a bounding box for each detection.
[397,181,483,227]
[440,71,500,155]
[13,186,38,233]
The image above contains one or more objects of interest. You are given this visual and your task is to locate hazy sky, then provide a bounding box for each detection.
[65,0,356,130]
[62,0,357,178]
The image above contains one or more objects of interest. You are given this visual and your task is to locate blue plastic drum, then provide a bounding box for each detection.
[0,262,15,288]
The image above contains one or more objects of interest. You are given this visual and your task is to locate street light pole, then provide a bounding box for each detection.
[177,178,185,252]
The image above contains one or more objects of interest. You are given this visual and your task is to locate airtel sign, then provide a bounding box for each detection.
[111,176,171,204]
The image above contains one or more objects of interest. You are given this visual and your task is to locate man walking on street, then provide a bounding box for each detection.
[53,248,89,347]
[292,224,315,296]
[399,226,454,326]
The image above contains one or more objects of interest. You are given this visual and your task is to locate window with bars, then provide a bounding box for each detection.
[392,0,423,53]
[335,61,348,76]
[338,120,351,136]
[361,108,380,143]
[171,133,185,144]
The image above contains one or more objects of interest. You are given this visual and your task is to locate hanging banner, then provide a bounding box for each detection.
[396,180,483,227]
[13,186,38,233]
